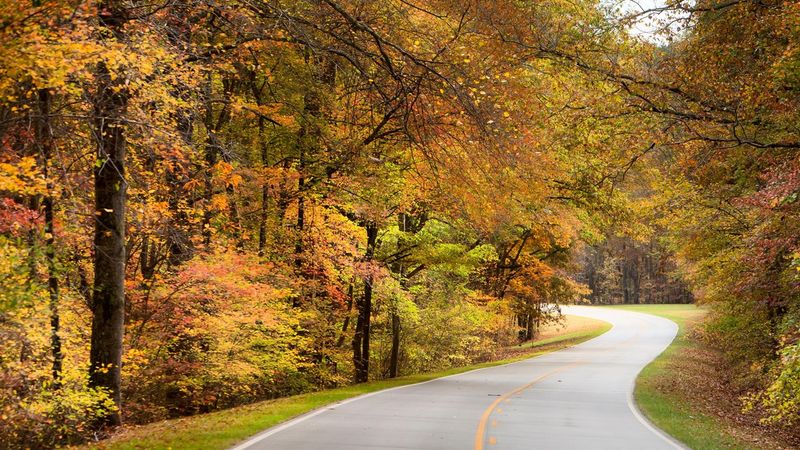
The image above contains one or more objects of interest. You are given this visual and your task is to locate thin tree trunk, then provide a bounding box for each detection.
[388,212,429,378]
[201,74,216,249]
[336,283,354,347]
[44,194,62,386]
[166,83,193,266]
[389,215,406,378]
[89,1,129,426]
[526,313,534,341]
[353,222,378,383]
[164,6,194,266]
[516,314,529,342]
[351,287,363,380]
[226,178,244,250]
[258,116,268,256]
[294,148,305,262]
[36,88,62,387]
[293,54,335,306]
[359,267,373,382]
[389,311,400,378]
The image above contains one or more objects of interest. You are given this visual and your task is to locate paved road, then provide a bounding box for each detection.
[231,306,682,450]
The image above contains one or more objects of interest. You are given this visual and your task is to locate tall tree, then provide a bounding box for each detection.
[353,221,378,382]
[89,0,130,425]
[35,87,63,387]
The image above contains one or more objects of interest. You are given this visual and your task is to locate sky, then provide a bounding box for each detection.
[606,0,690,44]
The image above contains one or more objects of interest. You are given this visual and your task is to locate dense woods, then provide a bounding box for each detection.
[0,0,798,447]
[578,236,693,305]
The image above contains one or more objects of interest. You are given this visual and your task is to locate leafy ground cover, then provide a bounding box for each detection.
[611,304,800,450]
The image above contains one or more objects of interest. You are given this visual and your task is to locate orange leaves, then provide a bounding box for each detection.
[183,178,203,192]
[212,161,242,189]
[209,193,228,211]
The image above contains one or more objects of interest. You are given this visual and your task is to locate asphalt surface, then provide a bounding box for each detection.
[231,306,682,450]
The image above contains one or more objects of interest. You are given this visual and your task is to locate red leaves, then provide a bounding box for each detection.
[0,199,41,236]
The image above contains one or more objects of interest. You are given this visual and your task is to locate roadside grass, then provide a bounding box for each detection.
[608,304,756,450]
[84,315,611,450]
[514,314,610,350]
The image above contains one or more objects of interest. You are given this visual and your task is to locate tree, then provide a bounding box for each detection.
[88,0,130,426]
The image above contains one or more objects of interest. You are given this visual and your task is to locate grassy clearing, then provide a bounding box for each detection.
[607,304,757,450]
[84,315,610,450]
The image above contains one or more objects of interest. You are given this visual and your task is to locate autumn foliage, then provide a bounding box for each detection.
[0,0,799,447]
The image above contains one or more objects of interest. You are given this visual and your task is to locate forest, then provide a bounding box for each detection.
[0,0,798,448]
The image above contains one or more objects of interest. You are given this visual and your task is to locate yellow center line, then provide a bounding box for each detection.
[474,314,651,450]
[473,361,583,450]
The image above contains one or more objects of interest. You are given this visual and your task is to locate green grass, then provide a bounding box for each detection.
[607,304,756,450]
[86,319,611,450]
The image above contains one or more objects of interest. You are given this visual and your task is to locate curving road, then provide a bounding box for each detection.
[231,306,683,450]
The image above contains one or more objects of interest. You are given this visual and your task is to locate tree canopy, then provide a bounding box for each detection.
[1,0,799,446]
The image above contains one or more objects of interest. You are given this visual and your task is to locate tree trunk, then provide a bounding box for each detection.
[388,311,400,377]
[89,1,129,426]
[517,313,534,342]
[44,194,62,386]
[258,116,269,256]
[388,212,428,378]
[139,236,157,280]
[36,88,62,387]
[351,290,363,379]
[353,222,378,383]
[201,74,216,249]
[225,169,244,250]
[526,313,534,341]
[292,54,335,306]
[336,283,354,347]
[388,214,406,379]
[357,269,373,383]
[164,7,194,266]
[166,84,194,266]
[294,151,305,262]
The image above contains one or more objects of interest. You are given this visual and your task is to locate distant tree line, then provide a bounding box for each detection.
[578,236,693,305]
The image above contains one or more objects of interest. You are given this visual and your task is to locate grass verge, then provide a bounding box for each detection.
[84,316,611,450]
[607,304,756,450]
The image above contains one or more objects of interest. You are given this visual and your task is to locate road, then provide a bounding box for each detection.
[231,306,682,450]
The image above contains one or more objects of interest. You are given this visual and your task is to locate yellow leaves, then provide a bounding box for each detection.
[228,174,243,189]
[0,157,46,196]
[122,348,149,375]
[210,194,228,211]
[214,161,233,177]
